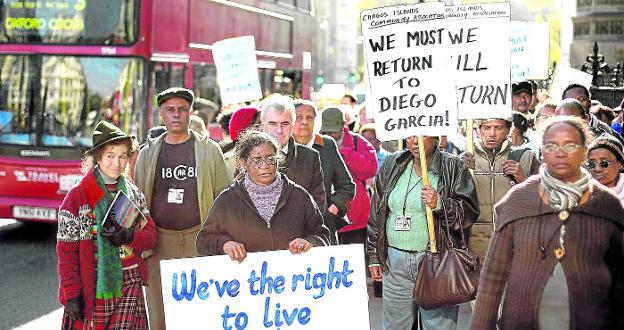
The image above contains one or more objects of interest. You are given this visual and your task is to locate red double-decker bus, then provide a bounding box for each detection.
[0,0,314,223]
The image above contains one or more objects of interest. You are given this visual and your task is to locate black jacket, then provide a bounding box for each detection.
[312,134,355,242]
[196,176,330,255]
[281,137,327,212]
[367,149,479,269]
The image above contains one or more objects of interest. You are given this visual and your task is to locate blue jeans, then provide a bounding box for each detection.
[383,247,458,330]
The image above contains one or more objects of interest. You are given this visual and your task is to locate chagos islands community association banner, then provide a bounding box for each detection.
[160,245,370,329]
[361,2,511,141]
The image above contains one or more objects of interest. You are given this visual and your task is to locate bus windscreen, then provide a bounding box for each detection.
[0,0,138,45]
[0,55,147,148]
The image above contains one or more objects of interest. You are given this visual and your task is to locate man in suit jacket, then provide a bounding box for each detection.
[260,95,327,213]
[293,99,355,244]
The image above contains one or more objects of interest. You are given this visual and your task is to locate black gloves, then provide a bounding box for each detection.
[65,297,83,320]
[101,227,134,246]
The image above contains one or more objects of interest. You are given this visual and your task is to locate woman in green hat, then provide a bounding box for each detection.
[57,121,157,329]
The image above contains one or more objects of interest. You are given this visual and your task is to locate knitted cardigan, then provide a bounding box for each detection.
[56,170,157,320]
[471,176,624,329]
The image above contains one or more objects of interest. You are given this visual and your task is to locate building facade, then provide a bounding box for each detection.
[570,0,624,69]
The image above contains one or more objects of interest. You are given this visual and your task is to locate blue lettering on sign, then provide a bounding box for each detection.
[171,269,240,301]
[290,257,354,299]
[248,261,286,296]
[263,296,312,328]
[172,270,196,301]
[222,305,249,330]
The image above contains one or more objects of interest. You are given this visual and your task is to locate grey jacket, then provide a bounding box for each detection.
[312,134,355,243]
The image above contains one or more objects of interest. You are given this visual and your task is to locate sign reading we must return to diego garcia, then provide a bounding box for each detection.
[160,245,370,329]
[361,2,511,141]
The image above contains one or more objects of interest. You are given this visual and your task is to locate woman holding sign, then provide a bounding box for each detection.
[57,121,157,329]
[472,117,624,329]
[367,135,479,329]
[196,130,330,261]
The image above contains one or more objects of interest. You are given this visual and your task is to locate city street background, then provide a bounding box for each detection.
[0,218,472,330]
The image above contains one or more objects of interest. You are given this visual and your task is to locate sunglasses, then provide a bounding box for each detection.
[247,155,277,168]
[542,143,583,154]
[586,159,616,169]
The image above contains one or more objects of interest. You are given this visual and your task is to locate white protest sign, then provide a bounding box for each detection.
[444,3,512,120]
[511,22,550,82]
[361,2,458,141]
[160,245,370,330]
[212,35,263,105]
[549,65,593,102]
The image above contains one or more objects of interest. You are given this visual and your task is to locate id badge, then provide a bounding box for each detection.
[167,188,184,204]
[395,214,411,231]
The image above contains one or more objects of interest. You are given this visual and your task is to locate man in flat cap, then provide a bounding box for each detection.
[134,87,231,329]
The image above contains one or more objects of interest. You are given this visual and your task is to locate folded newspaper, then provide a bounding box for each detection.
[103,190,145,232]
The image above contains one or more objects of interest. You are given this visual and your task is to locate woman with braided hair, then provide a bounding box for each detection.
[471,116,624,329]
[57,121,157,329]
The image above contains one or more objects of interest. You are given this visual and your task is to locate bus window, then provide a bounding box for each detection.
[193,64,221,106]
[192,64,304,105]
[0,55,148,149]
[272,69,303,98]
[0,0,139,45]
[153,63,185,94]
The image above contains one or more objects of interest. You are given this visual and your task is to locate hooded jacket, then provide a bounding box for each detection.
[367,149,479,269]
[337,126,378,232]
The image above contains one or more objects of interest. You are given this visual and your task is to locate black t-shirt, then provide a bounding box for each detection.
[151,135,200,230]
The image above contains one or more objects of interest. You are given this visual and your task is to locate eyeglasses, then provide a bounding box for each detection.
[586,159,616,169]
[542,143,583,154]
[247,155,277,168]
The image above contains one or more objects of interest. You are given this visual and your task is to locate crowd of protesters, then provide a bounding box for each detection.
[55,80,624,329]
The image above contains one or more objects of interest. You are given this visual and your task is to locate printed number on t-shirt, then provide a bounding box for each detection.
[162,165,196,181]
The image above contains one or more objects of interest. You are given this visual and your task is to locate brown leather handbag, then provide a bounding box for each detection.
[413,200,481,310]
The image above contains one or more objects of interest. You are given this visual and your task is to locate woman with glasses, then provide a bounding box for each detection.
[196,130,330,261]
[587,133,624,203]
[368,135,479,330]
[471,116,624,329]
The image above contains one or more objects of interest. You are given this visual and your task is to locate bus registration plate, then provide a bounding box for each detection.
[13,206,57,221]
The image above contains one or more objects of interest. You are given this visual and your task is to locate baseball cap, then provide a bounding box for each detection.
[320,107,345,133]
[512,81,533,96]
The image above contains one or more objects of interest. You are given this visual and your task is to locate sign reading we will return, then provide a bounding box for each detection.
[160,245,369,330]
[361,2,511,141]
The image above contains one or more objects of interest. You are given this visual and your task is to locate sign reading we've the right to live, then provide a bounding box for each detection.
[160,245,369,330]
[361,2,512,141]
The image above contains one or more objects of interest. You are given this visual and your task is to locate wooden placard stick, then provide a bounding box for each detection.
[418,136,437,253]
[466,119,474,155]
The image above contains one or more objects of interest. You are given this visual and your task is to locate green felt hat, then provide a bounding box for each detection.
[90,121,133,152]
